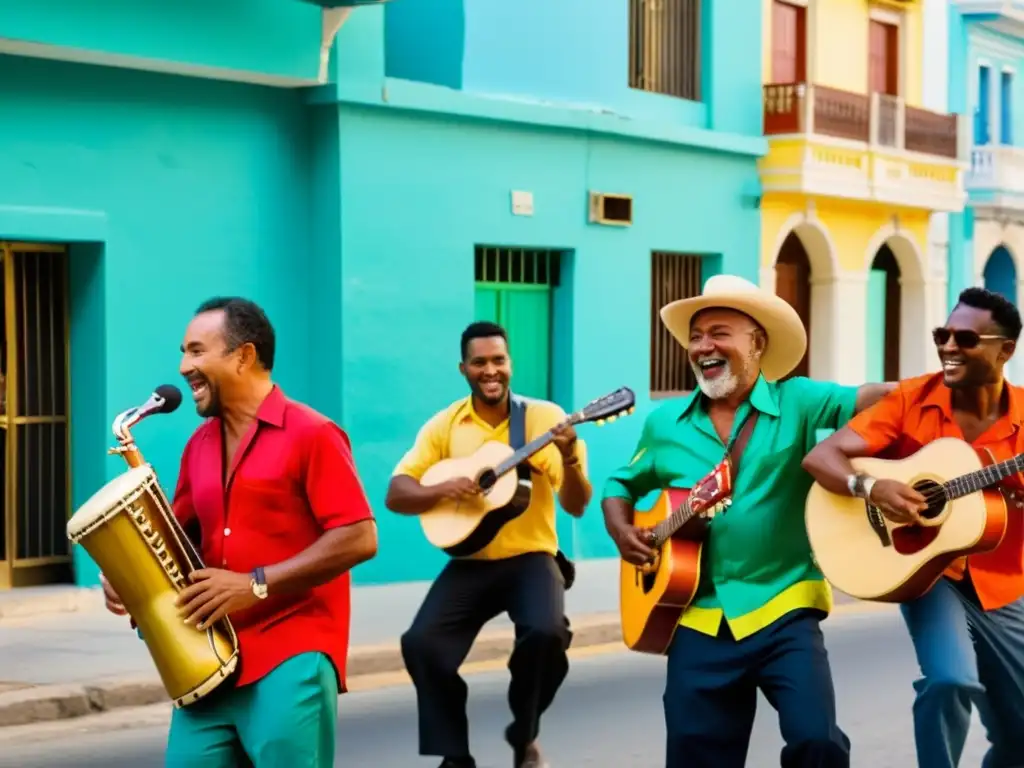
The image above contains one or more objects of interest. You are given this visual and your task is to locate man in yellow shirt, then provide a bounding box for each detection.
[385,321,592,768]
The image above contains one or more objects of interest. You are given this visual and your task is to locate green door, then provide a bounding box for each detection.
[473,247,558,401]
[866,269,887,383]
[474,284,551,399]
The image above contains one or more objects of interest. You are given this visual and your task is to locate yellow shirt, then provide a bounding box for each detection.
[393,396,589,560]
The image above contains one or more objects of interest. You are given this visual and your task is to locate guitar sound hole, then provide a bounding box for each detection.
[912,479,947,521]
[477,469,497,492]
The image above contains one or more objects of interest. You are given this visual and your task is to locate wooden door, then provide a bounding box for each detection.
[774,234,811,379]
[772,1,807,83]
[868,20,898,95]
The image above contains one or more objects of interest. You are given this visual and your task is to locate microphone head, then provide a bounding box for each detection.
[153,384,183,414]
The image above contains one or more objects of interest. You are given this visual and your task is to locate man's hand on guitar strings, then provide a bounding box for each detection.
[611,524,656,566]
[867,478,928,525]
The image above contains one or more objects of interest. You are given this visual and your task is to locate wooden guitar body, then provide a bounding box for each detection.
[805,437,1009,603]
[620,488,716,654]
[419,441,531,556]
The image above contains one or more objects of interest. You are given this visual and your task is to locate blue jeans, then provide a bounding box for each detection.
[901,575,1024,768]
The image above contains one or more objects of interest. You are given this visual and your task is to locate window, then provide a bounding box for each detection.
[628,0,702,101]
[650,252,703,396]
[977,64,991,145]
[1001,69,1013,145]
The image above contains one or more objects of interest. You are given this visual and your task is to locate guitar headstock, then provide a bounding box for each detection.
[689,459,734,515]
[571,387,636,426]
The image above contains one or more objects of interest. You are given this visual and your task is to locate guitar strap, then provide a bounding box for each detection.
[727,408,760,477]
[507,394,577,591]
[508,393,532,484]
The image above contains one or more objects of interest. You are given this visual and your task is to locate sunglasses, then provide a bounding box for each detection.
[932,327,1007,349]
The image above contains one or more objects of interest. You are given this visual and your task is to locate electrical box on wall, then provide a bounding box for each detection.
[588,192,633,227]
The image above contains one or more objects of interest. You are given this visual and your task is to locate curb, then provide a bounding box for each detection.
[0,613,623,729]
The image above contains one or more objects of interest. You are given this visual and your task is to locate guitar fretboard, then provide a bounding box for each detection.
[945,454,1024,500]
[652,496,697,545]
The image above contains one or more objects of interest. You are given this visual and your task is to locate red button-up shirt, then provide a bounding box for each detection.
[171,384,374,691]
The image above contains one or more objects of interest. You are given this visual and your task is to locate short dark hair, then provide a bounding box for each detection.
[956,287,1023,342]
[195,296,276,371]
[460,321,508,360]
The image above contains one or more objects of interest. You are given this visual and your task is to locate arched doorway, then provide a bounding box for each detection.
[868,245,901,382]
[982,245,1020,383]
[774,232,812,378]
[983,245,1016,302]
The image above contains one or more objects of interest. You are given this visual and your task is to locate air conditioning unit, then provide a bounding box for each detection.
[588,192,634,227]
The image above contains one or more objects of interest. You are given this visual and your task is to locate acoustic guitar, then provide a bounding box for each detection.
[619,460,733,654]
[418,387,636,556]
[804,437,1014,603]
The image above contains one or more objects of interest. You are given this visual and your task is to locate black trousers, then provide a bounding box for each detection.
[400,552,573,759]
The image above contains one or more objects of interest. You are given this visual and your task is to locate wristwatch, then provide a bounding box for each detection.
[846,472,877,501]
[250,567,269,600]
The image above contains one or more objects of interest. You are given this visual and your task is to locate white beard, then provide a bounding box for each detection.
[692,360,741,400]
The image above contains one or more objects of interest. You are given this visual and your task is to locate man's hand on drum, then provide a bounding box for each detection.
[176,568,260,631]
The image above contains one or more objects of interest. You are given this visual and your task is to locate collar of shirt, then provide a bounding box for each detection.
[918,371,1023,443]
[670,374,781,445]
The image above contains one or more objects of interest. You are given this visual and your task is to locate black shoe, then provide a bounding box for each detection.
[439,759,476,768]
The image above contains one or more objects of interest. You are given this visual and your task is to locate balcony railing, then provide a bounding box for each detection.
[763,82,960,160]
[967,145,1024,198]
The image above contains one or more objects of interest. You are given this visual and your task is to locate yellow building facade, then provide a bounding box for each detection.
[759,0,967,385]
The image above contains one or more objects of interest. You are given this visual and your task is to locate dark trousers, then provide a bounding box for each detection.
[400,552,572,759]
[664,608,850,768]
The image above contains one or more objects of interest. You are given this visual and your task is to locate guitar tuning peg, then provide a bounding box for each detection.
[596,419,605,426]
[606,415,617,423]
[628,407,635,414]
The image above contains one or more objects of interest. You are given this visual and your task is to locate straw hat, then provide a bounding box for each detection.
[659,274,808,382]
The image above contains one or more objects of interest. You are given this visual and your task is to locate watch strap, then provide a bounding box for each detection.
[252,566,266,587]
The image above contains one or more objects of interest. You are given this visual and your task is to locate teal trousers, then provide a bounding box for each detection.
[165,651,338,768]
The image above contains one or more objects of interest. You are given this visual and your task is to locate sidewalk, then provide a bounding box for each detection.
[0,559,624,727]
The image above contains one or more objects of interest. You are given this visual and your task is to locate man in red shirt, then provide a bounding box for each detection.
[803,287,1024,768]
[101,296,378,767]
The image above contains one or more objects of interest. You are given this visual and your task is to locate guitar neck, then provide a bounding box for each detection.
[651,496,696,543]
[493,422,569,478]
[945,453,1024,500]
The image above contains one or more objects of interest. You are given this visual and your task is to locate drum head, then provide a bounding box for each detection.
[66,464,158,540]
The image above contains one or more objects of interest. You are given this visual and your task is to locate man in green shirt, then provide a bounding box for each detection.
[602,275,893,768]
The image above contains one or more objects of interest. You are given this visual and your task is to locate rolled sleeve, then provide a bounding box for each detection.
[601,419,659,503]
[305,423,374,530]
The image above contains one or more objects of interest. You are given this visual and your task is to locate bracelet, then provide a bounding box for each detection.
[563,454,579,467]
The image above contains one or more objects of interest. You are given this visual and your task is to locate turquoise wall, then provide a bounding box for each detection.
[0,0,329,83]
[0,54,315,586]
[384,0,764,137]
[336,103,762,584]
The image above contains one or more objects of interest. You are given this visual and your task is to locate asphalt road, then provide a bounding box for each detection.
[0,607,989,768]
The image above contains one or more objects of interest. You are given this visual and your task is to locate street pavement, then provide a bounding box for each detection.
[0,606,989,767]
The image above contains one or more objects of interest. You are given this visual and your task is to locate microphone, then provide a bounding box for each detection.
[150,384,183,415]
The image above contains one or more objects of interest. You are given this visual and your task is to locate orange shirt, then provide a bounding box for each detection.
[846,372,1024,611]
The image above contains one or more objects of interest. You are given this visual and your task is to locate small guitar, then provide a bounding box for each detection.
[619,461,733,655]
[418,387,636,557]
[805,436,1014,603]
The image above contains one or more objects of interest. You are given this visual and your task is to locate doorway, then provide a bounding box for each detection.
[0,242,71,589]
[774,232,812,379]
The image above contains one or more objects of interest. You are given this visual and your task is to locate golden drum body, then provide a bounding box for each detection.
[66,464,239,708]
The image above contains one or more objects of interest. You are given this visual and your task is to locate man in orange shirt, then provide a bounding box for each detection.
[803,287,1024,768]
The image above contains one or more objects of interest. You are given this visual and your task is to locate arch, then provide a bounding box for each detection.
[765,214,839,381]
[769,212,839,280]
[973,220,1024,285]
[864,223,929,381]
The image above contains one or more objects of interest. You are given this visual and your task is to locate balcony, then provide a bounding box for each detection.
[759,82,967,212]
[966,145,1024,216]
